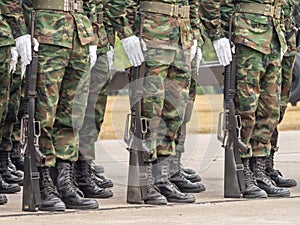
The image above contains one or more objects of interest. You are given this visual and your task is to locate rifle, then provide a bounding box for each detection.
[21,10,45,211]
[217,15,249,198]
[124,11,149,204]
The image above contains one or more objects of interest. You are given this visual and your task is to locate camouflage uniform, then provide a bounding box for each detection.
[23,0,97,166]
[267,0,298,187]
[201,0,291,197]
[79,0,111,161]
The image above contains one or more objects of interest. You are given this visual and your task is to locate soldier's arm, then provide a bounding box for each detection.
[189,0,201,42]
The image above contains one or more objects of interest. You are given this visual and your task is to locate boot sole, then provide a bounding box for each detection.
[243,193,268,198]
[39,206,66,212]
[180,187,206,193]
[267,192,291,198]
[84,193,113,198]
[0,186,21,194]
[166,198,195,203]
[65,203,99,210]
[144,200,168,205]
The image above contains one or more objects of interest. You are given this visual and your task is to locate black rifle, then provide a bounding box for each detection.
[124,11,149,204]
[217,16,249,198]
[21,10,45,212]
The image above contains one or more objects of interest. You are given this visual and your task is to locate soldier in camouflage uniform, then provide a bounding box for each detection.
[75,0,114,199]
[0,0,34,202]
[111,0,206,204]
[266,0,298,188]
[22,0,100,211]
[200,0,290,198]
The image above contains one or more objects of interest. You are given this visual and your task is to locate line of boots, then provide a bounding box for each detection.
[38,159,114,211]
[242,156,291,198]
[141,153,206,205]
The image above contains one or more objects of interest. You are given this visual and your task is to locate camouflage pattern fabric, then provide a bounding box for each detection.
[78,53,110,161]
[234,42,281,158]
[0,62,22,152]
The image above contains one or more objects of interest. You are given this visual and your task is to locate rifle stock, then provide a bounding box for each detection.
[125,63,148,204]
[22,10,45,211]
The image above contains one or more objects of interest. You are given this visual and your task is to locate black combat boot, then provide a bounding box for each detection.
[242,158,267,198]
[10,141,24,171]
[181,169,201,183]
[38,166,66,211]
[0,151,23,185]
[91,160,105,174]
[169,153,205,193]
[75,160,113,198]
[181,166,196,175]
[143,162,167,205]
[56,160,99,209]
[8,158,23,179]
[0,193,7,205]
[0,173,20,194]
[153,156,195,203]
[266,149,297,188]
[91,166,114,188]
[250,157,290,197]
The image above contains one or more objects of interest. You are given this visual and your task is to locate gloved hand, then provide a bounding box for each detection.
[213,37,232,66]
[190,40,198,63]
[121,35,146,67]
[107,45,114,72]
[89,45,97,70]
[15,34,32,75]
[10,47,18,74]
[196,47,203,75]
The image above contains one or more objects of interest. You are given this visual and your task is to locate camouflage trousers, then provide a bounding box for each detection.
[0,46,12,143]
[78,52,110,161]
[270,54,296,149]
[139,47,190,160]
[235,42,281,158]
[35,38,90,167]
[174,55,198,153]
[0,61,22,152]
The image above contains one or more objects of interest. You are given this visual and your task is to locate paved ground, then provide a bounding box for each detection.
[0,130,299,224]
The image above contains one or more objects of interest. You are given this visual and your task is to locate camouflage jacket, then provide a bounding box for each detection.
[23,0,97,48]
[0,0,28,47]
[200,0,288,54]
[106,0,202,50]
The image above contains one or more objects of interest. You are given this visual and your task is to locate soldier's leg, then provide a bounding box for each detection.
[35,44,70,211]
[146,48,195,203]
[167,68,205,194]
[267,55,297,187]
[76,52,113,198]
[247,40,290,197]
[50,37,98,209]
[0,46,22,193]
[235,45,268,198]
[0,60,23,186]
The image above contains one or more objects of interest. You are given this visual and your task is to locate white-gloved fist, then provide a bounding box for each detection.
[190,39,198,63]
[196,47,203,75]
[89,45,97,70]
[15,34,32,74]
[213,37,232,66]
[121,35,146,67]
[10,47,18,74]
[107,45,114,72]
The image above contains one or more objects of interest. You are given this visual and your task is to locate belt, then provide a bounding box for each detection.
[236,2,281,19]
[140,1,190,18]
[33,0,84,13]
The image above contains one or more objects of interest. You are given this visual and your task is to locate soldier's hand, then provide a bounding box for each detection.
[213,37,232,66]
[190,40,197,63]
[121,35,146,67]
[89,45,97,70]
[107,46,114,72]
[15,34,32,75]
[10,47,18,74]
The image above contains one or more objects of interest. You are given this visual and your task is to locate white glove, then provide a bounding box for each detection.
[190,40,198,63]
[196,47,203,74]
[107,45,114,72]
[10,47,18,74]
[89,45,97,70]
[15,34,32,75]
[213,37,232,66]
[121,35,146,67]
